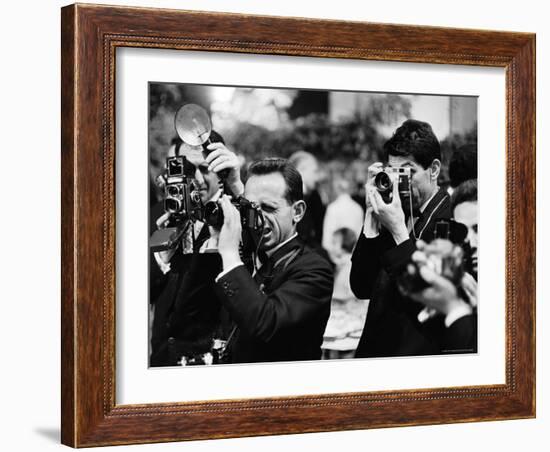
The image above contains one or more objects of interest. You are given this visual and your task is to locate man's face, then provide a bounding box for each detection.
[177,145,221,203]
[244,173,298,252]
[453,200,478,272]
[387,155,437,213]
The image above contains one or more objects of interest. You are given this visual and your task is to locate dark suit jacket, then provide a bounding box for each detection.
[215,237,334,364]
[350,187,454,358]
[149,226,229,366]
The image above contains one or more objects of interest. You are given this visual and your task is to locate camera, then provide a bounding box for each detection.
[163,156,204,221]
[203,196,265,255]
[150,103,265,254]
[374,166,412,204]
[149,155,205,252]
[150,154,265,253]
[203,196,263,231]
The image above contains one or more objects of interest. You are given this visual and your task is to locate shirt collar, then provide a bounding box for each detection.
[419,187,439,214]
[266,232,298,258]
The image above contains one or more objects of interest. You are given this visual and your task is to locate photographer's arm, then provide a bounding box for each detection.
[350,164,410,298]
[214,196,332,341]
[153,212,178,273]
[368,180,409,245]
[205,143,244,197]
[215,260,333,342]
[368,180,416,278]
[409,263,473,326]
[350,231,385,299]
[410,264,477,351]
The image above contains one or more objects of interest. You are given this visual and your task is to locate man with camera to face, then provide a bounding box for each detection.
[405,179,479,352]
[150,136,245,367]
[213,158,334,364]
[350,119,453,358]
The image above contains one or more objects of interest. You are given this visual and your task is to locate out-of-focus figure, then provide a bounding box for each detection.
[448,143,477,191]
[289,151,326,250]
[322,227,369,359]
[322,178,364,255]
[329,227,358,302]
[451,179,478,279]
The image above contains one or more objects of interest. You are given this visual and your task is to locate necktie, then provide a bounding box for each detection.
[254,257,274,290]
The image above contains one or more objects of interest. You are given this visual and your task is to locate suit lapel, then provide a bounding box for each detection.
[412,188,450,240]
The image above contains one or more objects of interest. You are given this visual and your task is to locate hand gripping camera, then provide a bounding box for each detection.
[397,219,473,295]
[203,196,265,259]
[150,103,265,255]
[374,166,412,206]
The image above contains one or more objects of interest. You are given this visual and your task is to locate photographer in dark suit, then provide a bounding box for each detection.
[150,137,244,366]
[214,158,334,364]
[350,119,452,358]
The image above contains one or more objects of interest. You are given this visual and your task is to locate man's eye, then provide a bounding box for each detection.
[262,206,276,213]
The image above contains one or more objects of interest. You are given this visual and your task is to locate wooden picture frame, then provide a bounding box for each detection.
[61,3,535,447]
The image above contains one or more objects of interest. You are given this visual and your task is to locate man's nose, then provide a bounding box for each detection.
[468,228,478,248]
[194,169,204,184]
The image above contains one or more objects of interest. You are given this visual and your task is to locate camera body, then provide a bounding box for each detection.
[149,155,204,252]
[374,166,412,205]
[203,196,263,231]
[150,155,265,254]
[163,156,203,222]
[204,196,265,255]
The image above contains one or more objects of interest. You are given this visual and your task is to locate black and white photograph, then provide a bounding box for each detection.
[148,83,479,367]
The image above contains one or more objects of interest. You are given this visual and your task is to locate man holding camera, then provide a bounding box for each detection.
[213,158,334,364]
[350,119,452,358]
[405,179,479,352]
[150,137,244,366]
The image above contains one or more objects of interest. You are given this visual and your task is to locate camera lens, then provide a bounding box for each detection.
[374,172,392,192]
[190,190,201,204]
[165,198,181,214]
[166,185,181,197]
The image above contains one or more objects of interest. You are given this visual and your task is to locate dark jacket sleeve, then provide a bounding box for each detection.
[215,258,333,343]
[380,237,417,277]
[350,228,415,299]
[444,313,477,353]
[171,253,221,318]
[350,232,382,299]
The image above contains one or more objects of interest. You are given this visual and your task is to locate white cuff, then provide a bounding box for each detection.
[215,262,244,282]
[153,252,172,275]
[445,304,473,328]
[199,237,219,253]
[362,209,380,238]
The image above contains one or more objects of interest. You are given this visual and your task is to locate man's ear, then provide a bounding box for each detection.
[430,159,441,181]
[292,200,307,225]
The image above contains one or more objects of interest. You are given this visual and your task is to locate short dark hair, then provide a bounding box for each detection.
[449,144,478,188]
[384,119,441,169]
[247,158,303,204]
[451,179,477,210]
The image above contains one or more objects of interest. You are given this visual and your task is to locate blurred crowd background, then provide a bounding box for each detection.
[149,83,477,358]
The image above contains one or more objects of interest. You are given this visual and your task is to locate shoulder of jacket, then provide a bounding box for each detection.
[293,246,333,273]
